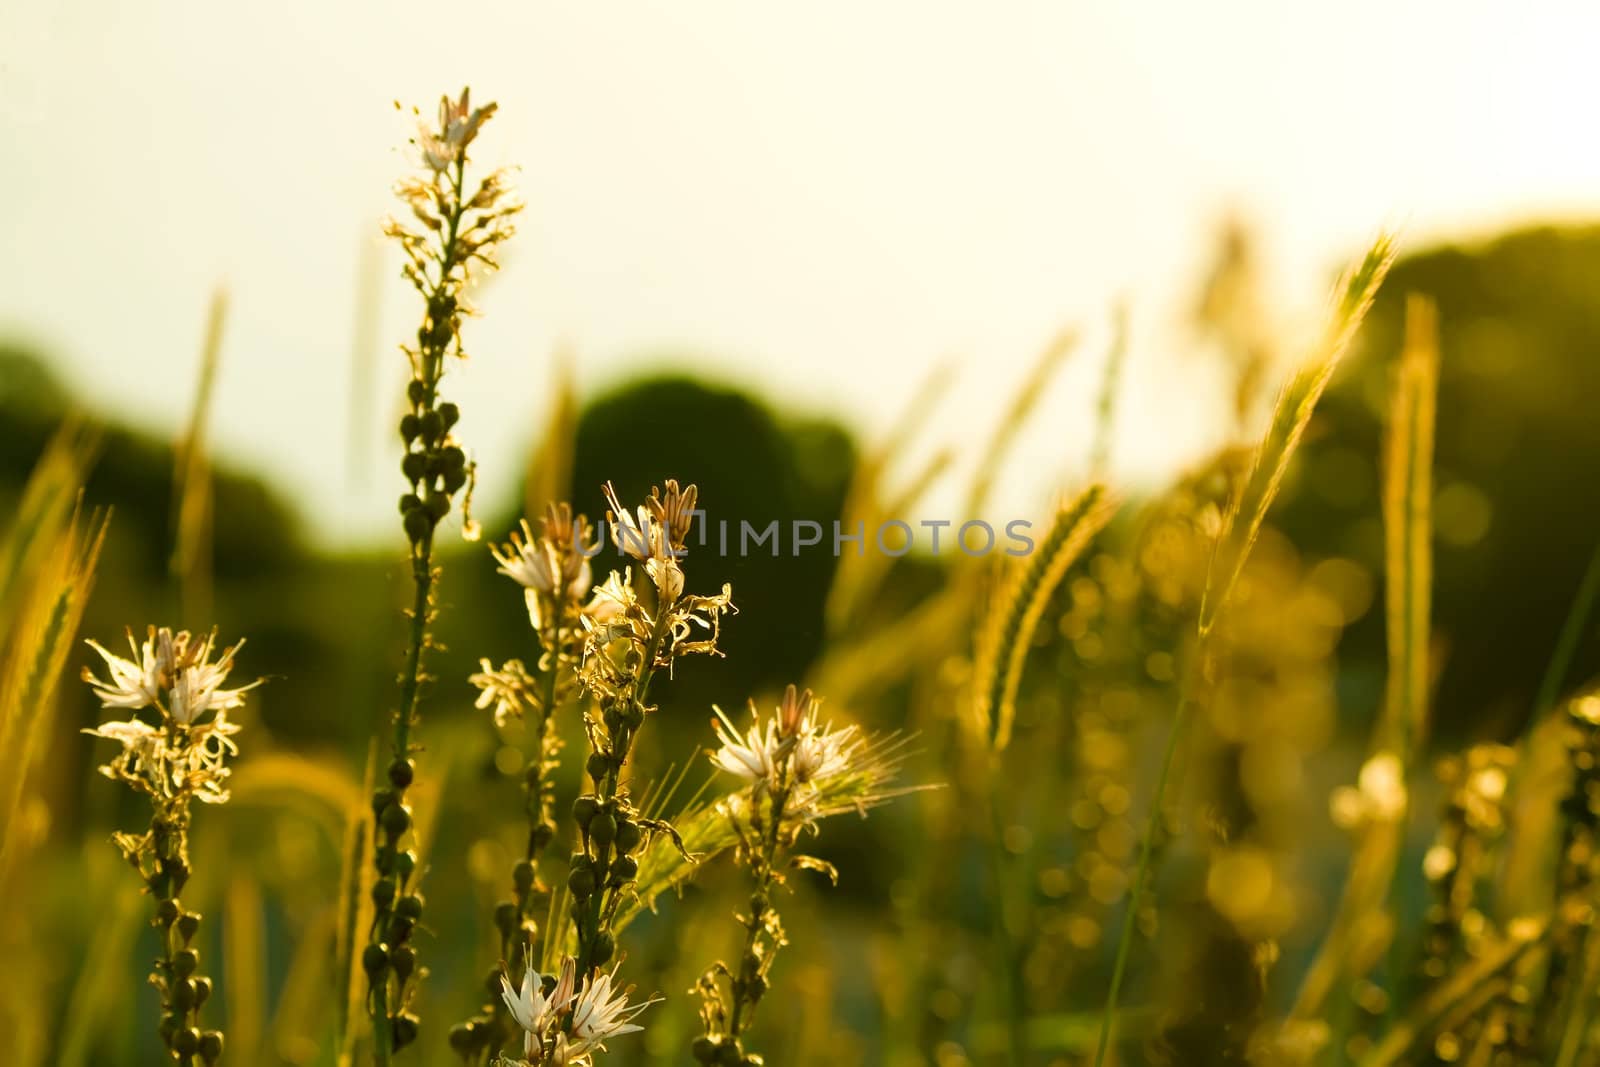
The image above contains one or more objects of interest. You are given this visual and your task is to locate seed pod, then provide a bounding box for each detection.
[572,795,599,828]
[407,380,427,405]
[193,976,212,1007]
[589,812,617,846]
[590,931,615,964]
[173,1028,201,1056]
[395,850,418,881]
[396,892,425,921]
[173,948,199,977]
[513,861,536,893]
[392,1012,420,1050]
[614,820,643,855]
[403,507,432,544]
[388,758,415,788]
[399,414,421,443]
[401,451,428,483]
[198,1030,224,1063]
[363,943,390,977]
[380,802,412,836]
[448,1022,479,1054]
[495,901,517,937]
[419,409,443,443]
[610,856,638,883]
[568,866,597,899]
[156,898,180,926]
[586,753,610,782]
[371,878,397,907]
[440,402,460,428]
[390,944,416,980]
[177,913,201,942]
[692,1036,719,1063]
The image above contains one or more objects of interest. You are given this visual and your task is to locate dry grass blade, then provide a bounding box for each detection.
[0,421,99,648]
[172,286,227,623]
[972,485,1117,749]
[1290,292,1439,1024]
[523,345,578,523]
[0,505,108,879]
[1200,234,1396,635]
[1381,293,1438,758]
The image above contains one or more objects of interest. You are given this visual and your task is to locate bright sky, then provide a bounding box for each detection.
[4,2,1599,546]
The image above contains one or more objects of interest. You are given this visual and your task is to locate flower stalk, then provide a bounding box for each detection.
[369,86,520,1064]
[82,626,259,1065]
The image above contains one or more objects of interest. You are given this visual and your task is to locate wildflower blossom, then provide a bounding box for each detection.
[470,658,539,729]
[500,957,576,1061]
[82,624,257,1065]
[565,965,659,1059]
[710,707,781,787]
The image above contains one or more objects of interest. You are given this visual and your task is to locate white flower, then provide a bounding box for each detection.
[493,520,593,601]
[500,957,576,1061]
[82,628,168,710]
[603,482,669,565]
[83,627,257,725]
[565,964,659,1058]
[470,658,537,728]
[791,720,860,786]
[710,706,780,788]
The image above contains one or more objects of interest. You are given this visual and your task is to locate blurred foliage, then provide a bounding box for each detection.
[8,222,1600,1066]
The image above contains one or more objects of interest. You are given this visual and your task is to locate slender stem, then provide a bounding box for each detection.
[1536,537,1600,717]
[1092,643,1200,1067]
[573,595,674,976]
[729,779,791,1039]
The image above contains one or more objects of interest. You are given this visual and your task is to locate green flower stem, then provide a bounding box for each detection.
[1092,642,1200,1067]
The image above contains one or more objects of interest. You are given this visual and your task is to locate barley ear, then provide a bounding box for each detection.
[1200,233,1396,635]
[972,484,1117,750]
